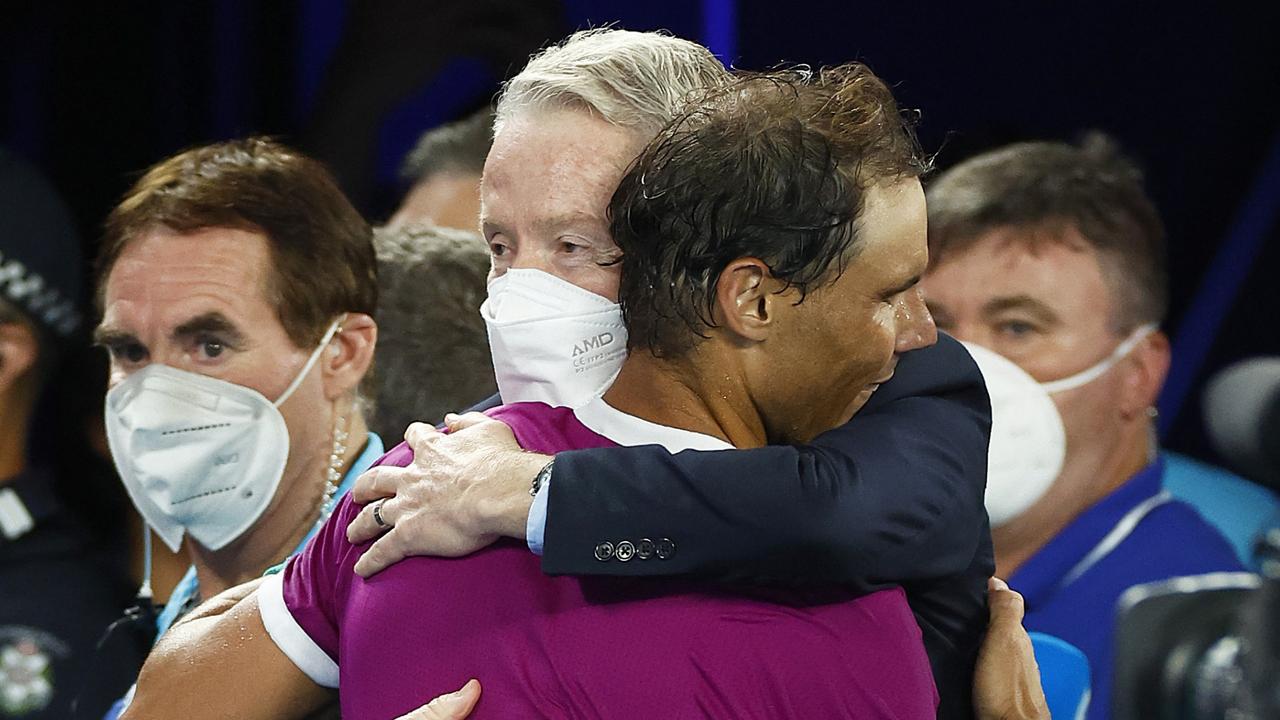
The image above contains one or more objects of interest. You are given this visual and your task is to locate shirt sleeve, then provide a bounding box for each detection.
[258,494,366,688]
[527,478,550,555]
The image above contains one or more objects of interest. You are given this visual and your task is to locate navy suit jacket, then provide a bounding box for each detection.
[472,332,993,719]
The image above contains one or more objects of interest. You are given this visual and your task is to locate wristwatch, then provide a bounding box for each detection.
[531,458,554,497]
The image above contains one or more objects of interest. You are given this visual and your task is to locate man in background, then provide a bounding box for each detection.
[97,138,383,719]
[386,108,493,231]
[921,135,1246,719]
[371,223,495,435]
[0,149,140,719]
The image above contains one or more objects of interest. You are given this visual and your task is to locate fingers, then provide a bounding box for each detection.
[405,421,443,448]
[347,496,399,544]
[351,466,402,505]
[443,412,492,432]
[987,576,1027,627]
[398,679,482,720]
[353,530,406,578]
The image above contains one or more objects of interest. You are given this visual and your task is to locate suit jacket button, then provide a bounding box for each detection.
[656,537,676,560]
[636,538,655,560]
[594,541,614,561]
[615,540,635,562]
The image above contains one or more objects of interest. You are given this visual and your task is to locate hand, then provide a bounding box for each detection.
[396,679,481,719]
[347,412,550,577]
[973,577,1051,720]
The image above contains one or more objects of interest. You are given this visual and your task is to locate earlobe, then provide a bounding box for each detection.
[1122,331,1171,419]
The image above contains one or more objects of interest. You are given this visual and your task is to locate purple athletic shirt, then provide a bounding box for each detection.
[260,400,937,719]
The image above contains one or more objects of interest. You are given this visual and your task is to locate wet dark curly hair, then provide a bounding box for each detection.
[610,63,929,358]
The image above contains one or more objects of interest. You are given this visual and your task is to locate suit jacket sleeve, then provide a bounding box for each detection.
[541,333,992,585]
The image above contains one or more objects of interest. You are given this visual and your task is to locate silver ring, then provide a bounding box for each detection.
[372,498,390,529]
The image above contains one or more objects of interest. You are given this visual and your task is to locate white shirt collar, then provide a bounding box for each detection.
[573,397,735,453]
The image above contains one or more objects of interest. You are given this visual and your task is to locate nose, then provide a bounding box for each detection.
[895,287,938,353]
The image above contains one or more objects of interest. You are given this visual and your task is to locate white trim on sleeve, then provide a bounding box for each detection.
[259,566,339,688]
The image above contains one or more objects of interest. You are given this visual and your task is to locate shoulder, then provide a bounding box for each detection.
[1118,499,1245,575]
[1162,452,1279,511]
[486,402,607,454]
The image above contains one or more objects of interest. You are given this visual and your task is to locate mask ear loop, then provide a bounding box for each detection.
[1040,323,1159,395]
[273,315,346,408]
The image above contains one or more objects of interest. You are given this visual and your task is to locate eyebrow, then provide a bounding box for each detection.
[172,312,247,346]
[92,325,135,347]
[981,295,1061,325]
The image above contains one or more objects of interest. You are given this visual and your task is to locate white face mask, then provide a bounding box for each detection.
[105,318,342,551]
[967,322,1158,526]
[963,342,1067,527]
[481,268,627,409]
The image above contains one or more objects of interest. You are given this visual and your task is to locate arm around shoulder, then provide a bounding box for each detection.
[542,334,992,584]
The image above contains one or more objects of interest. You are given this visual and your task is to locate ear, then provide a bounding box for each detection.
[321,313,377,401]
[713,258,786,344]
[1118,329,1170,420]
[0,321,39,395]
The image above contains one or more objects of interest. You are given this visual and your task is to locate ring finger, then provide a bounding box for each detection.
[348,495,400,543]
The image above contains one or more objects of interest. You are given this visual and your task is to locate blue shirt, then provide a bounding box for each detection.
[1011,456,1243,720]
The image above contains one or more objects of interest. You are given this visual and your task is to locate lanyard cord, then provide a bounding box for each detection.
[139,524,153,601]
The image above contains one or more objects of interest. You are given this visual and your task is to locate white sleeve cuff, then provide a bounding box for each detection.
[258,568,339,688]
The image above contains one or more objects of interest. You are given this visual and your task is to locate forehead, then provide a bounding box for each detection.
[925,226,1116,316]
[481,110,644,220]
[847,179,929,281]
[102,226,278,332]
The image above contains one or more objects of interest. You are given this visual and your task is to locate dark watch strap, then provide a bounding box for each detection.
[531,458,555,497]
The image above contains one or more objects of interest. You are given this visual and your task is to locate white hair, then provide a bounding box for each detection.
[494,29,731,137]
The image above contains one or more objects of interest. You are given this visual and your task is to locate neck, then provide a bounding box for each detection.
[602,350,767,450]
[993,419,1154,577]
[189,411,370,597]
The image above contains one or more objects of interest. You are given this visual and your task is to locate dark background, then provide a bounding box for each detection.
[3,0,1277,469]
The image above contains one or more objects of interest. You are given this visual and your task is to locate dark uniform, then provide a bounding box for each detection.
[0,467,140,719]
